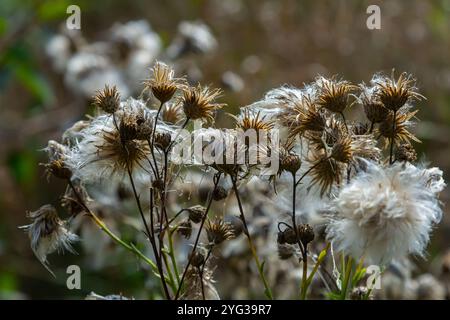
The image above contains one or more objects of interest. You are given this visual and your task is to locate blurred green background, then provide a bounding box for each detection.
[0,0,449,299]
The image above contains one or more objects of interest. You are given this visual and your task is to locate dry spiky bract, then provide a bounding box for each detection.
[375,71,424,112]
[206,217,234,245]
[361,89,390,124]
[161,103,183,124]
[97,126,150,175]
[182,84,225,121]
[316,77,357,114]
[309,154,342,195]
[236,109,274,132]
[378,109,420,146]
[93,85,121,114]
[144,61,186,104]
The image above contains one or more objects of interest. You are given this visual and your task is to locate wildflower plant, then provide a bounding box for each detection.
[22,65,446,300]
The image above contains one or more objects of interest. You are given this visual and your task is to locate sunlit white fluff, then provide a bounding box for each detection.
[19,205,78,276]
[326,161,445,265]
[68,98,154,184]
[167,20,217,59]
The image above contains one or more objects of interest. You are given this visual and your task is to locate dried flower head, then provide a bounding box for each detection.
[19,204,78,275]
[395,143,417,163]
[161,103,183,124]
[182,85,225,121]
[309,154,343,195]
[378,109,420,146]
[187,205,206,224]
[298,224,315,247]
[374,71,424,112]
[153,131,172,151]
[331,136,353,163]
[206,217,234,245]
[285,97,327,140]
[326,161,444,265]
[69,111,151,182]
[93,85,121,114]
[177,219,193,239]
[316,77,356,113]
[280,152,302,174]
[144,61,185,104]
[236,109,274,132]
[212,186,228,201]
[42,140,72,180]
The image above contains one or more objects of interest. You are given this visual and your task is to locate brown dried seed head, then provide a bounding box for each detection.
[212,186,228,201]
[331,137,353,163]
[363,101,390,124]
[98,129,149,175]
[395,143,417,163]
[317,78,356,113]
[280,153,302,174]
[375,72,424,112]
[236,109,274,132]
[282,228,298,245]
[161,103,183,124]
[187,205,206,223]
[378,110,420,145]
[144,62,185,104]
[298,224,315,247]
[206,217,234,245]
[182,85,225,122]
[93,85,120,114]
[177,219,193,239]
[309,155,342,196]
[134,114,153,140]
[48,159,72,180]
[154,132,172,151]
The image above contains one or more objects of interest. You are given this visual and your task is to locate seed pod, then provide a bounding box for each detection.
[395,143,417,163]
[154,132,172,151]
[283,227,298,245]
[187,205,206,223]
[93,85,120,114]
[280,154,301,174]
[212,186,228,201]
[177,219,192,239]
[298,224,315,247]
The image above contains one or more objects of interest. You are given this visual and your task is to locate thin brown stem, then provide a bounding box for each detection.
[174,173,222,300]
[127,167,171,299]
[389,110,397,164]
[231,175,273,299]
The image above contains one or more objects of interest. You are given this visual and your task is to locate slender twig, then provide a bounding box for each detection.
[389,110,397,164]
[369,121,374,134]
[231,175,273,300]
[340,112,349,133]
[199,246,213,300]
[127,167,171,299]
[174,173,222,299]
[66,181,158,271]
